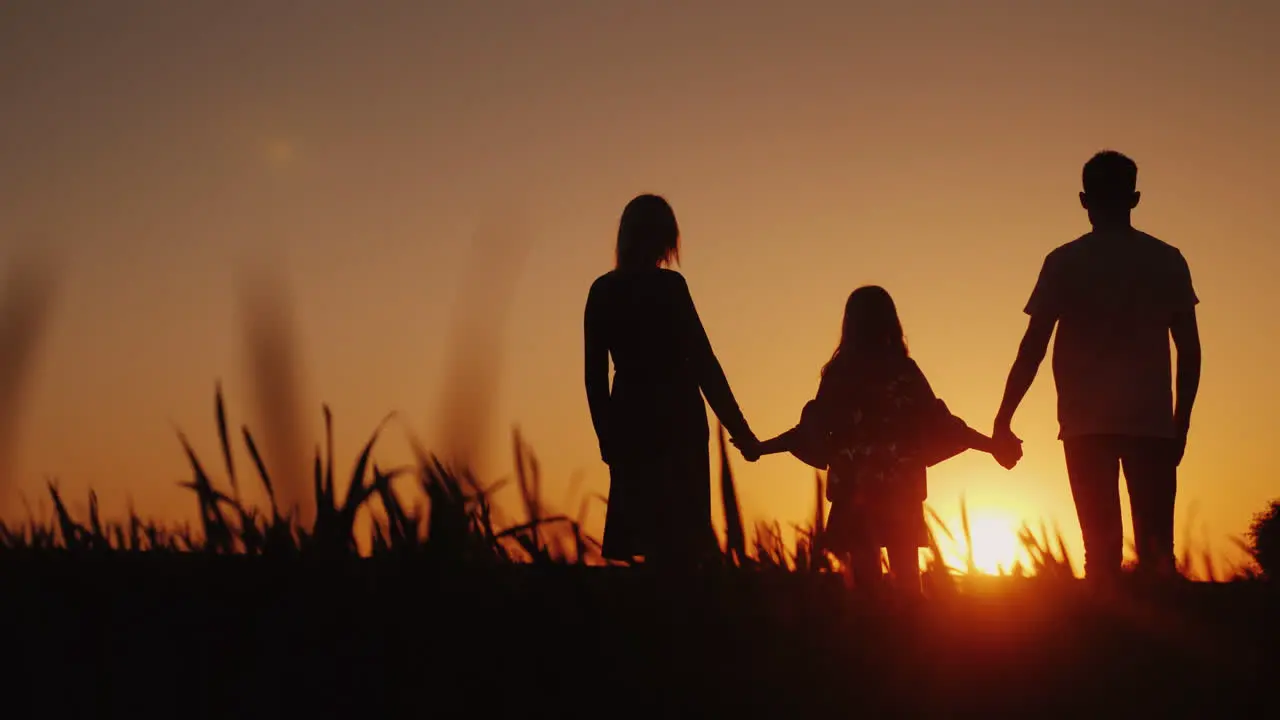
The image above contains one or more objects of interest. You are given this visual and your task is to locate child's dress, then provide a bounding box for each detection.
[786,352,975,553]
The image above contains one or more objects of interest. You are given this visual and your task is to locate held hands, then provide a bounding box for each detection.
[991,425,1023,470]
[731,434,762,462]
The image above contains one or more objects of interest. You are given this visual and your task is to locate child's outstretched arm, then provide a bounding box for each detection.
[757,429,798,457]
[737,382,837,465]
[733,428,796,460]
[956,425,992,453]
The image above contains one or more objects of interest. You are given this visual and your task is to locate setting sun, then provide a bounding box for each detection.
[3,3,1277,713]
[960,512,1025,575]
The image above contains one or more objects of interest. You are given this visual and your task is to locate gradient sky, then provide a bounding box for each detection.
[2,1,1277,571]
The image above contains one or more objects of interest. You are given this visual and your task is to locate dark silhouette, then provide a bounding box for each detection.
[6,412,1277,716]
[584,194,758,564]
[994,150,1202,582]
[741,286,1020,592]
[1247,499,1280,580]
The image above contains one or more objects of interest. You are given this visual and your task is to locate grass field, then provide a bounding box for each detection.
[2,387,1276,716]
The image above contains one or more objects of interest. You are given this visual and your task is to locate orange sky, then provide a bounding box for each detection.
[1,2,1277,573]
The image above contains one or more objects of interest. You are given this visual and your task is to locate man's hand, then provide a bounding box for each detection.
[992,423,1023,470]
[993,431,1023,470]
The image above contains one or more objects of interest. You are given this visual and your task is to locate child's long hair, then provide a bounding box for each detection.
[820,285,909,378]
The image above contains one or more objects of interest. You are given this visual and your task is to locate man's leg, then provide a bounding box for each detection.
[1121,436,1179,576]
[1063,435,1125,580]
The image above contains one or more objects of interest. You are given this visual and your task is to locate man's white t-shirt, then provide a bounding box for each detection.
[1025,228,1198,440]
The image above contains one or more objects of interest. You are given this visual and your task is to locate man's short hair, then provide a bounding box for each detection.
[1082,150,1138,199]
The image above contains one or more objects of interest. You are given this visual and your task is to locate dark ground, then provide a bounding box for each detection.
[2,557,1276,717]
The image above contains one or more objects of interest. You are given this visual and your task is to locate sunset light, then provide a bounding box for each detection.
[922,500,1032,576]
[961,511,1025,576]
[3,3,1279,713]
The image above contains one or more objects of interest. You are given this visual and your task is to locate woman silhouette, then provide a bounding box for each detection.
[584,194,758,565]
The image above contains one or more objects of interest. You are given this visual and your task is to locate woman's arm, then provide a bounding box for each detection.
[584,280,612,463]
[674,274,755,442]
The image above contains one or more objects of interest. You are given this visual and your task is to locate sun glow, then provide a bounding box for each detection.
[959,512,1024,575]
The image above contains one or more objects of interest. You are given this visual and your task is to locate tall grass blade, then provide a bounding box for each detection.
[812,470,826,567]
[0,250,60,515]
[238,265,312,526]
[175,430,233,553]
[959,495,977,575]
[242,427,278,515]
[47,481,82,550]
[214,382,240,504]
[717,422,746,564]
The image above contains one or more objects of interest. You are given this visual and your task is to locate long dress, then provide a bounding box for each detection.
[584,267,753,562]
[783,353,975,554]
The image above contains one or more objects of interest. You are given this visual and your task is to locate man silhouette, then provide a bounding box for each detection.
[992,150,1202,581]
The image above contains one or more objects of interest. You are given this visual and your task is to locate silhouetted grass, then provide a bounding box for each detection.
[2,385,1276,716]
[1248,499,1280,579]
[0,385,601,565]
[0,384,1259,587]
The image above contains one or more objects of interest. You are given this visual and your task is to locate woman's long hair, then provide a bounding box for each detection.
[820,285,909,378]
[615,194,680,270]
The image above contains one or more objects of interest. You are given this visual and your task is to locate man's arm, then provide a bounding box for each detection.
[994,314,1056,434]
[1170,308,1201,437]
[1168,249,1201,464]
[996,251,1062,435]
